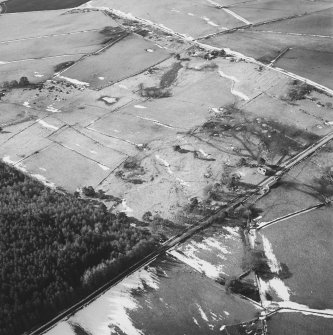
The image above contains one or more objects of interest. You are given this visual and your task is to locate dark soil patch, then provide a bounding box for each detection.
[54,61,75,73]
[174,145,192,154]
[160,62,182,89]
[221,276,261,302]
[139,85,172,99]
[99,26,128,44]
[98,96,119,105]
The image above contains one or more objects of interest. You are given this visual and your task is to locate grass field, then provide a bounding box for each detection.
[49,126,127,168]
[61,34,170,89]
[88,0,243,38]
[3,0,89,12]
[260,207,333,309]
[20,143,112,191]
[0,10,117,41]
[229,0,333,23]
[206,8,333,88]
[267,312,333,335]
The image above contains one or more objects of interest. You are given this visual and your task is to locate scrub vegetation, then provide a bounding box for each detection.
[0,161,157,335]
[198,104,319,163]
[285,81,314,101]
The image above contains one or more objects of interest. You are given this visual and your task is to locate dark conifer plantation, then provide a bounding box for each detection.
[0,161,157,335]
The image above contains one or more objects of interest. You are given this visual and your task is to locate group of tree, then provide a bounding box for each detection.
[0,161,158,335]
[2,76,30,89]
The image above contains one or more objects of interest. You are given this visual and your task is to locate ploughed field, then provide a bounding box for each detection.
[0,1,333,335]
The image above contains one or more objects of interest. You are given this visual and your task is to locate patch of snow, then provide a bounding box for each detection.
[260,278,291,302]
[210,311,217,320]
[23,101,31,108]
[261,234,281,273]
[224,226,240,239]
[202,16,219,27]
[46,105,62,113]
[134,105,147,109]
[34,72,44,78]
[64,267,160,335]
[211,107,222,114]
[218,70,239,83]
[204,237,230,254]
[57,75,90,87]
[111,9,137,21]
[101,269,159,335]
[198,149,214,159]
[90,150,97,154]
[3,155,18,165]
[223,8,250,24]
[276,301,333,318]
[193,317,199,326]
[31,174,56,188]
[136,116,174,129]
[120,199,133,214]
[155,155,173,174]
[168,249,224,279]
[196,304,209,322]
[118,84,129,89]
[37,119,59,131]
[45,322,75,335]
[2,157,27,173]
[102,97,117,104]
[223,311,230,316]
[231,88,250,101]
[259,234,291,301]
[39,167,47,172]
[220,325,226,331]
[0,61,9,65]
[105,7,196,42]
[169,234,237,278]
[97,163,110,171]
[145,48,154,53]
[207,0,222,7]
[160,23,194,40]
[248,230,257,249]
[187,12,195,16]
[190,240,210,251]
[269,278,291,301]
[176,177,190,187]
[219,67,249,102]
[98,77,105,80]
